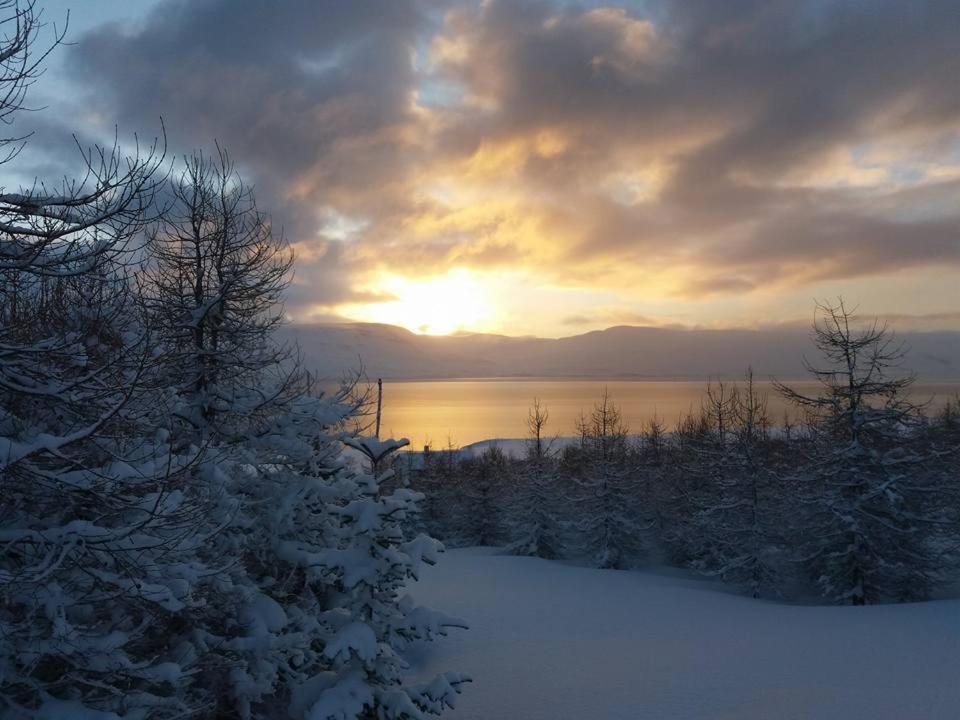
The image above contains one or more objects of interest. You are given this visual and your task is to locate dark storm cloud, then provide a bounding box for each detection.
[68,0,428,308]
[63,0,960,312]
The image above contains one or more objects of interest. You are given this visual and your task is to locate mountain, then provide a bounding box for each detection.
[279,322,960,381]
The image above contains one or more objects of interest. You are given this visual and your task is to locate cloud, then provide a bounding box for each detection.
[49,0,960,327]
[561,310,658,328]
[65,0,428,306]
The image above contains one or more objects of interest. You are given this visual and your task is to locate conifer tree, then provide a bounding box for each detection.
[458,445,510,547]
[505,399,563,559]
[635,415,670,559]
[776,300,951,604]
[141,146,295,436]
[411,441,464,545]
[568,390,644,568]
[691,370,782,598]
[0,3,221,713]
[659,401,721,565]
[138,149,469,716]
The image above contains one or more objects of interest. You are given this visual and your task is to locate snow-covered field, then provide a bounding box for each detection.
[409,548,960,720]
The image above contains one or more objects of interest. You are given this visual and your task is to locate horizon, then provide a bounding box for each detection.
[288,316,960,341]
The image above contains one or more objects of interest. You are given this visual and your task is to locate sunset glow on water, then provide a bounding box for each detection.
[371,379,960,448]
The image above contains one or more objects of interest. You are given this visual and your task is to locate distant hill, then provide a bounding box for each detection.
[279,322,960,381]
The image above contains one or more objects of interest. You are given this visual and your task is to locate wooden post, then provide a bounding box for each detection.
[375,377,383,439]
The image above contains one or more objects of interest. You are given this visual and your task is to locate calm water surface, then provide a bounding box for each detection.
[371,379,960,448]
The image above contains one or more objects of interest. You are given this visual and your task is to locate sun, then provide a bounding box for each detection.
[341,268,497,335]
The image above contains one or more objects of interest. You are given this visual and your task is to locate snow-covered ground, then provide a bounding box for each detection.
[409,548,960,720]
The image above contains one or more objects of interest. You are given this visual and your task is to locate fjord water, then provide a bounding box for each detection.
[373,379,960,448]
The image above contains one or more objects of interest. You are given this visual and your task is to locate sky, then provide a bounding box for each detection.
[11,0,960,337]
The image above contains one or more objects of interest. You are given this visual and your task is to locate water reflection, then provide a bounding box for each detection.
[366,379,960,448]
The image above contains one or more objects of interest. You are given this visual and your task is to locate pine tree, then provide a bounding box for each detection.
[504,399,563,559]
[776,300,951,604]
[409,441,464,545]
[690,370,782,598]
[658,401,721,566]
[567,390,645,569]
[635,415,670,561]
[458,445,510,547]
[302,437,470,718]
[0,6,214,713]
[138,148,469,716]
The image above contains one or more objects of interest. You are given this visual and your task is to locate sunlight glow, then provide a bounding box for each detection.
[342,269,496,335]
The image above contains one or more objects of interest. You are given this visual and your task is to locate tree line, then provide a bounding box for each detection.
[402,302,960,605]
[0,3,465,717]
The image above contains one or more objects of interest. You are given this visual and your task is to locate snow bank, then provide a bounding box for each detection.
[409,549,960,720]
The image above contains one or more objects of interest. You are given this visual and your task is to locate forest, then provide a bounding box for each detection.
[398,342,960,604]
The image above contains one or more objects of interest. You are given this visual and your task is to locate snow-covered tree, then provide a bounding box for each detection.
[634,415,670,559]
[658,396,732,567]
[776,300,952,604]
[457,445,510,547]
[293,436,470,718]
[689,370,783,598]
[565,390,645,569]
[0,14,217,718]
[163,389,468,719]
[137,146,469,715]
[504,399,563,559]
[0,265,217,718]
[141,145,295,435]
[407,441,464,545]
[0,2,466,710]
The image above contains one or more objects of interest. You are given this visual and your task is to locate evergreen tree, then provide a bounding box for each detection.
[409,440,464,545]
[0,6,209,713]
[138,148,469,716]
[776,300,951,604]
[635,415,670,560]
[690,370,782,598]
[567,390,645,569]
[458,445,510,547]
[311,437,471,718]
[504,399,563,559]
[658,406,715,566]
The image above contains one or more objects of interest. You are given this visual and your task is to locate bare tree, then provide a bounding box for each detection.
[141,145,295,435]
[0,0,65,161]
[775,299,949,604]
[775,298,916,446]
